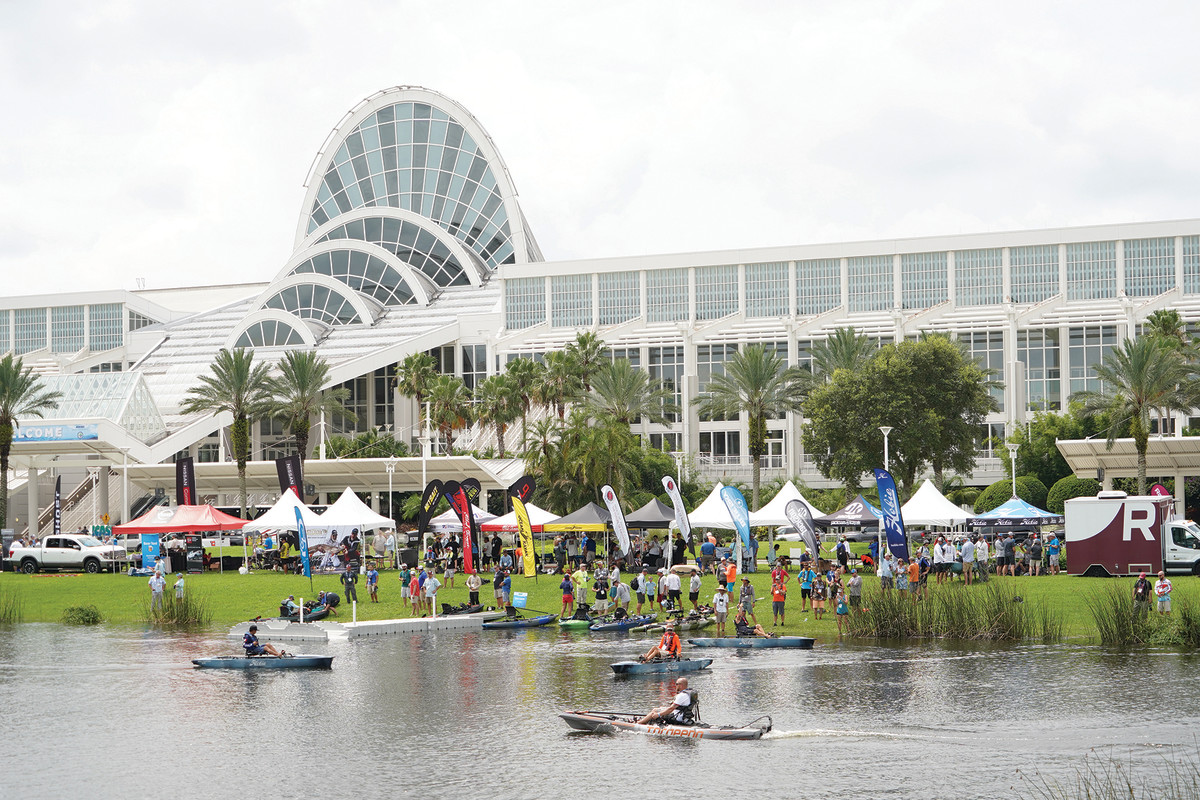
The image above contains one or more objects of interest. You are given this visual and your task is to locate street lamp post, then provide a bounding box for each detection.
[386,456,398,569]
[879,426,893,563]
[1007,442,1019,499]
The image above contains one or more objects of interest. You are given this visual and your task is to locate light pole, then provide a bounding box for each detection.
[1007,442,1019,499]
[386,456,398,569]
[879,426,893,564]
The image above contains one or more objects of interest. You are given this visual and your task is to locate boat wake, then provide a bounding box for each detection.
[762,728,919,741]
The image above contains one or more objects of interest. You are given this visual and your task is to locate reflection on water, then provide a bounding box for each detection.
[1,624,1198,799]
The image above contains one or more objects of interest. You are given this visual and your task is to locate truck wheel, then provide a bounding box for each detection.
[84,559,101,574]
[1191,561,1200,577]
[20,559,39,575]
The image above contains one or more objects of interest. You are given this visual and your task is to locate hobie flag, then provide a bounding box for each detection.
[784,499,820,558]
[53,476,62,536]
[416,479,444,535]
[873,468,910,562]
[461,478,483,574]
[720,486,752,554]
[509,476,537,579]
[443,480,475,574]
[294,506,313,584]
[601,484,631,556]
[662,475,695,557]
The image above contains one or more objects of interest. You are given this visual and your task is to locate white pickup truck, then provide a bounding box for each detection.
[6,533,127,574]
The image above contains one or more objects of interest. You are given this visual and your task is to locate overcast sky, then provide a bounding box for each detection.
[2,0,1198,298]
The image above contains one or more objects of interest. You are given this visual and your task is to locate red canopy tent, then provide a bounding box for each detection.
[114,504,248,534]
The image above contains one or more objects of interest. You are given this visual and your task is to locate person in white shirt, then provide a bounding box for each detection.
[173,573,186,599]
[148,571,166,612]
[1155,572,1173,614]
[638,677,696,726]
[974,535,989,582]
[663,570,683,610]
[712,585,730,636]
[688,571,702,610]
[878,553,894,592]
[961,537,976,585]
[424,573,442,617]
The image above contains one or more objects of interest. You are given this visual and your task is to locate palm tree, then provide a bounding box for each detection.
[474,373,519,457]
[539,351,583,419]
[427,374,473,453]
[181,348,273,519]
[1073,336,1193,495]
[810,326,877,380]
[267,350,355,461]
[692,344,805,510]
[1143,309,1192,351]
[504,356,544,448]
[0,354,62,529]
[585,359,678,425]
[394,351,437,429]
[565,331,606,391]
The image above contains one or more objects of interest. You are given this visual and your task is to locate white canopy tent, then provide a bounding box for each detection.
[319,487,396,530]
[481,503,559,532]
[686,482,736,530]
[901,479,971,528]
[428,504,496,534]
[242,488,327,531]
[749,481,823,526]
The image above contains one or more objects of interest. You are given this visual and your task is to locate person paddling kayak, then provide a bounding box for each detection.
[243,625,285,657]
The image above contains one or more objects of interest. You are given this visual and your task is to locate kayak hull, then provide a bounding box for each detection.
[611,658,712,675]
[641,618,712,633]
[589,615,657,632]
[192,655,333,669]
[559,618,594,629]
[482,613,558,630]
[687,636,814,649]
[559,711,769,740]
[273,605,331,623]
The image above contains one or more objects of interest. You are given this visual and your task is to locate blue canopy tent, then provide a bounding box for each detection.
[967,497,1064,529]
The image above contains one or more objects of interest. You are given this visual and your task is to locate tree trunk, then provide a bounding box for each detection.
[0,425,11,529]
[496,422,506,458]
[232,415,250,519]
[295,418,310,463]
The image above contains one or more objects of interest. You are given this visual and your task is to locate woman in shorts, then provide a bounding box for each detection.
[812,572,828,620]
[559,574,575,618]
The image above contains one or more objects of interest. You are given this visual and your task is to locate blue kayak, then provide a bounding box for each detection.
[482,613,558,630]
[687,636,814,649]
[611,658,713,675]
[192,655,334,669]
[589,615,657,632]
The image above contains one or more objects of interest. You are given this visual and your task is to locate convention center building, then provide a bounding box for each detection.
[4,86,1200,535]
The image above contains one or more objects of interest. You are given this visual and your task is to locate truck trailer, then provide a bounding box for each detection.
[1065,491,1200,577]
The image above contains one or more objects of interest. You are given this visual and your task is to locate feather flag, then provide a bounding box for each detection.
[416,479,444,535]
[784,499,820,558]
[662,475,695,557]
[721,486,751,572]
[509,476,537,579]
[601,484,631,557]
[873,468,910,562]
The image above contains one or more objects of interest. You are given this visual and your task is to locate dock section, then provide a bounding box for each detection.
[228,611,504,642]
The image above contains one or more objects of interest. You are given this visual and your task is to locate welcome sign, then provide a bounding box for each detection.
[14,423,99,443]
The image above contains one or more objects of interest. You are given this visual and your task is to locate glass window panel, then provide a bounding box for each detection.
[1066,241,1116,301]
[848,256,892,312]
[1017,328,1061,411]
[1011,245,1059,303]
[550,274,593,328]
[955,249,1002,306]
[695,265,738,320]
[796,258,841,315]
[647,269,688,323]
[1068,324,1117,395]
[745,262,787,318]
[901,252,948,309]
[648,346,684,422]
[962,330,1004,411]
[505,277,546,330]
[14,307,47,355]
[1184,236,1200,295]
[49,305,85,353]
[1124,237,1175,297]
[598,271,640,325]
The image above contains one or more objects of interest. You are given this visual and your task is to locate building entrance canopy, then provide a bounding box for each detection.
[1056,437,1200,480]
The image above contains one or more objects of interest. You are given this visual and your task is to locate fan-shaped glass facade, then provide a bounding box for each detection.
[235,320,307,348]
[263,283,363,326]
[305,102,516,270]
[317,215,472,287]
[289,249,417,307]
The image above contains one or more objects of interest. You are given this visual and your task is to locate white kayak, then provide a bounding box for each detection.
[559,711,771,740]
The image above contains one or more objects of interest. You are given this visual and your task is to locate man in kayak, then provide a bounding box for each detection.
[733,608,773,638]
[637,677,697,726]
[639,623,681,662]
[243,625,285,657]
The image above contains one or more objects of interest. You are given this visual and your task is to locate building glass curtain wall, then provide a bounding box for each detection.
[746,262,788,318]
[900,252,948,309]
[647,269,688,323]
[598,271,640,325]
[50,306,85,353]
[848,256,893,312]
[796,259,841,315]
[1011,245,1059,303]
[1124,237,1175,297]
[1018,329,1061,411]
[550,274,592,328]
[695,265,738,320]
[648,346,684,422]
[1069,325,1118,395]
[317,215,472,287]
[1066,241,1117,301]
[955,249,1002,306]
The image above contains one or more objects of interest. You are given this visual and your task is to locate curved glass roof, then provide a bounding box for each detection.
[263,282,363,326]
[305,101,516,270]
[318,215,472,287]
[234,319,308,349]
[289,249,416,307]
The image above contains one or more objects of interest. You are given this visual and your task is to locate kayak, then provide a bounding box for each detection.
[641,617,712,633]
[611,658,713,675]
[560,711,771,740]
[440,603,484,615]
[589,615,657,632]
[274,605,330,623]
[559,617,594,629]
[482,613,558,630]
[192,655,334,669]
[688,636,815,649]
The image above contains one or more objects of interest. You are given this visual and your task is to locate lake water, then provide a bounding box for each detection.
[1,624,1197,799]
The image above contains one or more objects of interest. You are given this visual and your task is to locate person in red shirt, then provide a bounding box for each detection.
[771,579,787,626]
[640,623,682,661]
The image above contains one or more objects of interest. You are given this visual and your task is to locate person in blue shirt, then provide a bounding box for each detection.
[501,571,513,607]
[499,551,513,571]
[798,565,816,612]
[243,625,284,657]
[282,595,299,616]
[699,538,716,574]
[366,564,379,603]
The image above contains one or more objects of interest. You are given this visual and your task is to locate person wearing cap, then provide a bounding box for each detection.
[724,557,737,592]
[634,568,649,614]
[640,622,682,662]
[712,584,730,636]
[173,572,186,600]
[148,570,166,613]
[848,568,863,611]
[738,575,758,625]
[242,624,284,658]
[1133,571,1153,617]
[663,568,682,611]
[770,575,787,626]
[733,607,772,637]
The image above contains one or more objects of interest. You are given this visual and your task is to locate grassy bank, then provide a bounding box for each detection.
[1,565,1195,645]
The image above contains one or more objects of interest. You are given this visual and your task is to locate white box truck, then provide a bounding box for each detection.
[1064,491,1200,577]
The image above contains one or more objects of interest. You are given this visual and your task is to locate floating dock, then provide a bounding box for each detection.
[228,610,505,642]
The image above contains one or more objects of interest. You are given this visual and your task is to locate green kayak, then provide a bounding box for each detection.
[559,617,594,629]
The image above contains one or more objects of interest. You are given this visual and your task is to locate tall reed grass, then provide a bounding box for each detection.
[142,590,213,627]
[62,605,103,625]
[1019,747,1200,800]
[844,582,1062,641]
[0,584,23,623]
[1088,582,1200,648]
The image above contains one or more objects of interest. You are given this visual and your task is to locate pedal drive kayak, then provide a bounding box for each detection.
[482,613,558,629]
[192,655,334,669]
[611,658,712,675]
[589,614,657,632]
[687,636,814,649]
[560,711,771,740]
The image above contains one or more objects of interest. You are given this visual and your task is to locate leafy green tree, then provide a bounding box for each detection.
[1046,476,1102,514]
[802,336,998,496]
[565,331,606,392]
[504,356,544,449]
[1005,403,1104,490]
[474,373,519,457]
[692,345,806,510]
[538,351,583,420]
[181,349,273,519]
[1073,336,1192,495]
[585,358,678,425]
[427,374,473,453]
[267,350,355,462]
[0,354,62,528]
[394,352,437,427]
[325,430,411,459]
[973,476,1049,514]
[524,411,639,513]
[809,326,878,381]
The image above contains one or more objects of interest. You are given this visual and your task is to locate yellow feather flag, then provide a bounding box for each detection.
[513,495,537,579]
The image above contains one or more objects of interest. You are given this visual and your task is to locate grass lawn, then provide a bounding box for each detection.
[0,561,1188,644]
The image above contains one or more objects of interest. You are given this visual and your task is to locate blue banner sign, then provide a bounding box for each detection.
[512,591,528,609]
[295,507,312,579]
[719,486,752,553]
[140,534,161,571]
[873,469,910,562]
[13,423,99,443]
